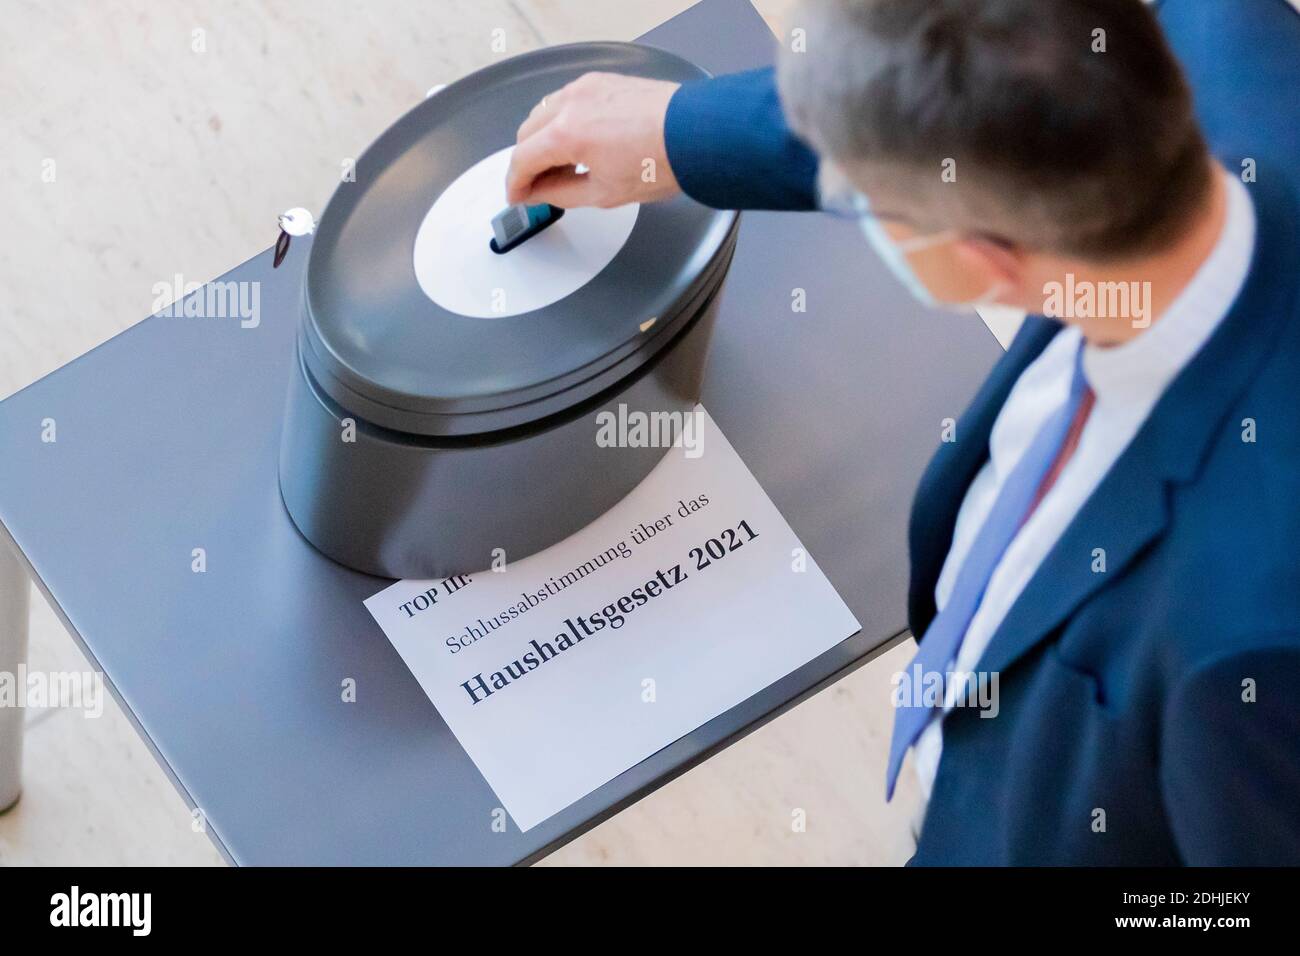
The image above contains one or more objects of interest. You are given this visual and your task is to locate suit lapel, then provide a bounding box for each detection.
[976,177,1299,678]
[976,441,1172,677]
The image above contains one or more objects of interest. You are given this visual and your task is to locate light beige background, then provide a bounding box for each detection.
[0,0,939,866]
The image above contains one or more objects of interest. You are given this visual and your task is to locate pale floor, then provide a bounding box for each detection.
[0,0,989,866]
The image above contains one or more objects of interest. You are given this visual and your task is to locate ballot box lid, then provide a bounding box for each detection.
[301,42,738,437]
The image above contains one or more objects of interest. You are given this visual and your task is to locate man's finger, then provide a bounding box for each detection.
[520,166,600,209]
[515,88,564,145]
[505,125,579,204]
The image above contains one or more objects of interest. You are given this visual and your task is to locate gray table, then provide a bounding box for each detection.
[0,0,1001,864]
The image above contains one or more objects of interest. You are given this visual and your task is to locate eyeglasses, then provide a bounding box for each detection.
[815,160,1016,250]
[816,161,910,222]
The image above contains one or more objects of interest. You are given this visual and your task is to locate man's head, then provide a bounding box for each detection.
[778,0,1214,313]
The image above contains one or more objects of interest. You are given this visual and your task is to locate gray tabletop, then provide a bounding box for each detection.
[0,0,1001,865]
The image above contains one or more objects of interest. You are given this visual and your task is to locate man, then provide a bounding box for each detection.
[506,0,1300,864]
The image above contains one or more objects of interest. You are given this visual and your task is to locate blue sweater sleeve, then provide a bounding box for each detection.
[663,66,820,211]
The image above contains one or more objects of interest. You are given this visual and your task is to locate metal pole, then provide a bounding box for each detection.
[0,537,30,812]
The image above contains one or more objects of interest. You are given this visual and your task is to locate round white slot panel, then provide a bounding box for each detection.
[412,146,640,319]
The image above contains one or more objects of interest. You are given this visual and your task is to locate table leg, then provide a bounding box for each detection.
[0,538,30,813]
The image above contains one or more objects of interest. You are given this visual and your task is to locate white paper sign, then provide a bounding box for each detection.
[364,407,861,831]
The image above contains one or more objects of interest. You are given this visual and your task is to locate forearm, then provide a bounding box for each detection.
[664,67,820,212]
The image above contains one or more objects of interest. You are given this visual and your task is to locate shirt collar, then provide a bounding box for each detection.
[1082,170,1256,415]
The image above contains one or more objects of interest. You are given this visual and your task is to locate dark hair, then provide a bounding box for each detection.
[778,0,1212,259]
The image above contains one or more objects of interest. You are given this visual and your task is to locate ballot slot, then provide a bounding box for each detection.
[490,203,566,254]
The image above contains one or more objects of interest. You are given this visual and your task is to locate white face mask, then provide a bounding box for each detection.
[853,192,1007,311]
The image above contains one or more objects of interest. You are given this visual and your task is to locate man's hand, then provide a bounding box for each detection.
[505,72,682,209]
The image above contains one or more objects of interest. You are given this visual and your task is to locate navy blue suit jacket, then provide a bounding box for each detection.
[665,0,1300,864]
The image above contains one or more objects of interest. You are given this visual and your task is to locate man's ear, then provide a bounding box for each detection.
[951,236,1024,301]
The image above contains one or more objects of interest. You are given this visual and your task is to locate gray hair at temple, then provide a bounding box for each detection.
[777,0,1213,260]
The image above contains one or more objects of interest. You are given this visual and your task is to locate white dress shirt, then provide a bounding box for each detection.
[912,170,1256,802]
